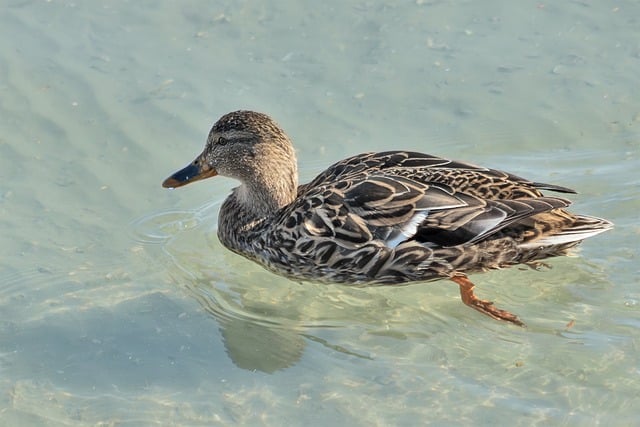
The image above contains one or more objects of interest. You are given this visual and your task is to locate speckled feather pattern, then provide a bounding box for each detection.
[220,151,579,284]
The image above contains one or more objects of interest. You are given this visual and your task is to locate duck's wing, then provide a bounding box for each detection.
[293,169,571,250]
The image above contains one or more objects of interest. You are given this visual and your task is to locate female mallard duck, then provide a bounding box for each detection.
[163,110,612,326]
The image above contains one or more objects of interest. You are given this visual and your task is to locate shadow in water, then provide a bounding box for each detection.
[183,273,376,373]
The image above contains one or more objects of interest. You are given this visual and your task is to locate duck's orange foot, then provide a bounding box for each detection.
[450,275,525,327]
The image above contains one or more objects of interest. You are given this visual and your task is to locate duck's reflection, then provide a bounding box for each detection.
[218,316,305,373]
[183,275,376,373]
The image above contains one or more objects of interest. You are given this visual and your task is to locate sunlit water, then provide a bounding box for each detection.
[1,1,638,425]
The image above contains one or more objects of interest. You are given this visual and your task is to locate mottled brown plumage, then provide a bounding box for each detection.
[163,110,612,326]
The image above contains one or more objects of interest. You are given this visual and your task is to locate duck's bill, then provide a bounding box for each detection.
[162,162,217,188]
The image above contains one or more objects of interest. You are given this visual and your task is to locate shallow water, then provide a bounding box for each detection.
[1,1,639,425]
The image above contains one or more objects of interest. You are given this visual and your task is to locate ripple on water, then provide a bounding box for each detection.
[130,210,203,244]
[129,199,221,245]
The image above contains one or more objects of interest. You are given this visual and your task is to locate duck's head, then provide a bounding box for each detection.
[163,110,298,209]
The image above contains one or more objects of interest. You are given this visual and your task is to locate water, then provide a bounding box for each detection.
[1,1,638,425]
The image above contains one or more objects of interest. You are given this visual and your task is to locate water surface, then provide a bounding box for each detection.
[1,1,638,425]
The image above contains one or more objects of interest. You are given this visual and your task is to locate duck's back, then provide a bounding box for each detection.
[302,151,577,200]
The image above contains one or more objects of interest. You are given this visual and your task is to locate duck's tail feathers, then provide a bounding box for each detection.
[519,214,613,249]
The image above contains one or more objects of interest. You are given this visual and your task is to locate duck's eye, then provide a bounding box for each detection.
[217,136,228,146]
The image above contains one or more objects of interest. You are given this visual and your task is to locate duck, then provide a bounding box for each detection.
[163,110,613,326]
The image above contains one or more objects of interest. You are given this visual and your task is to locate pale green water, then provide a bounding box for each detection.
[1,1,638,425]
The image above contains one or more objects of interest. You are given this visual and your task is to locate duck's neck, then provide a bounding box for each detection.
[217,174,298,253]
